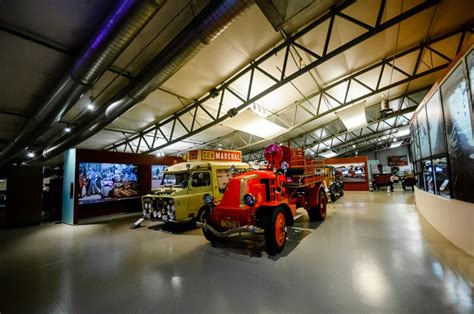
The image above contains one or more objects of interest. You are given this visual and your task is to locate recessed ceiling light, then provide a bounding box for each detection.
[64,127,71,132]
[27,152,35,158]
[86,103,94,111]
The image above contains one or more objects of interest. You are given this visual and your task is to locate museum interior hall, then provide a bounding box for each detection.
[0,0,473,313]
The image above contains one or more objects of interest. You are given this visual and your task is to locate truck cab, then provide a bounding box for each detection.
[141,150,247,223]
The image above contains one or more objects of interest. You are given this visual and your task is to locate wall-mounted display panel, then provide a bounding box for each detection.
[418,106,431,158]
[467,49,474,103]
[78,163,138,204]
[412,118,421,161]
[440,62,474,202]
[426,91,446,156]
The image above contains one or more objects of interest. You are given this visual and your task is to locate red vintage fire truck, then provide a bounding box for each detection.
[196,144,328,255]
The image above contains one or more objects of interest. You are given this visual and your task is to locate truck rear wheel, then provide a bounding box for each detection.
[197,206,220,243]
[308,189,327,221]
[264,207,287,255]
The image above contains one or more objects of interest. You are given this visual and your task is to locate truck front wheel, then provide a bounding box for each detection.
[197,206,220,243]
[264,207,287,255]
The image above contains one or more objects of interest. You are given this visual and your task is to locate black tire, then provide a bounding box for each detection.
[197,206,220,243]
[307,189,327,221]
[264,207,287,255]
[339,190,344,197]
[330,192,336,203]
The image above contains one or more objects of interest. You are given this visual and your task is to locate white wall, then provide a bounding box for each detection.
[375,145,410,165]
[367,145,412,174]
[415,187,474,256]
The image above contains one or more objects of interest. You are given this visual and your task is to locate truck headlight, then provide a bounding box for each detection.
[167,205,175,220]
[203,193,213,205]
[243,193,256,207]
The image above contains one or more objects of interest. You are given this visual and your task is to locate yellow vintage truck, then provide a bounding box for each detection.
[141,149,248,223]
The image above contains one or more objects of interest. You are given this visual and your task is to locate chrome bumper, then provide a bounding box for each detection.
[196,221,263,237]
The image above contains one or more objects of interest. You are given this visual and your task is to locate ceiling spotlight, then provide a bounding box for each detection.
[27,152,35,158]
[64,127,71,133]
[352,144,356,148]
[86,103,94,111]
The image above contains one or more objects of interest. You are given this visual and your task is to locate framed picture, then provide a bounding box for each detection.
[387,156,408,166]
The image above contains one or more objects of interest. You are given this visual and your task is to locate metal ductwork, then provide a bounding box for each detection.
[0,0,165,165]
[42,0,252,160]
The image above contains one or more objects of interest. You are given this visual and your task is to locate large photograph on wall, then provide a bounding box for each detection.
[417,106,431,158]
[412,118,421,161]
[440,62,474,202]
[78,163,138,204]
[467,49,474,103]
[426,91,446,156]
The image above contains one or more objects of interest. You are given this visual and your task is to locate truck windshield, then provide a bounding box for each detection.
[162,172,189,188]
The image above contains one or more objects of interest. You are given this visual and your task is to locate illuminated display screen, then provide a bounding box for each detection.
[78,163,138,204]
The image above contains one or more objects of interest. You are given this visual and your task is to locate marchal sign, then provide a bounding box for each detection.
[187,149,242,162]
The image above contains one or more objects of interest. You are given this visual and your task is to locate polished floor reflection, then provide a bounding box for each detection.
[0,191,473,313]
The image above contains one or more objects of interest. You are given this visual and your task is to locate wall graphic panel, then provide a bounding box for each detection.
[426,91,446,156]
[418,106,431,158]
[440,62,474,202]
[467,49,474,103]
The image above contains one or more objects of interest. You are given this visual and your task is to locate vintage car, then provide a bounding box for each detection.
[316,166,344,202]
[141,149,248,223]
[196,144,329,255]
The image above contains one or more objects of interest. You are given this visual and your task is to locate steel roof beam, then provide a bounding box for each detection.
[105,0,440,154]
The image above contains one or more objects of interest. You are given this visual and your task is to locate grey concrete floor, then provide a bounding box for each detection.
[0,191,473,314]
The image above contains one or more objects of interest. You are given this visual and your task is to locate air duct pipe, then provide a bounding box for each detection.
[42,0,252,160]
[0,0,165,165]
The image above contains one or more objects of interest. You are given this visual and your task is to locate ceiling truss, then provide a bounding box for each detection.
[241,88,422,162]
[105,0,442,155]
[173,25,469,157]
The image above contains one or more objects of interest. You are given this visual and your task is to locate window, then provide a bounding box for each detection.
[191,172,210,187]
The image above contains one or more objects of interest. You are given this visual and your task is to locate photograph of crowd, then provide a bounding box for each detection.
[78,163,138,204]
